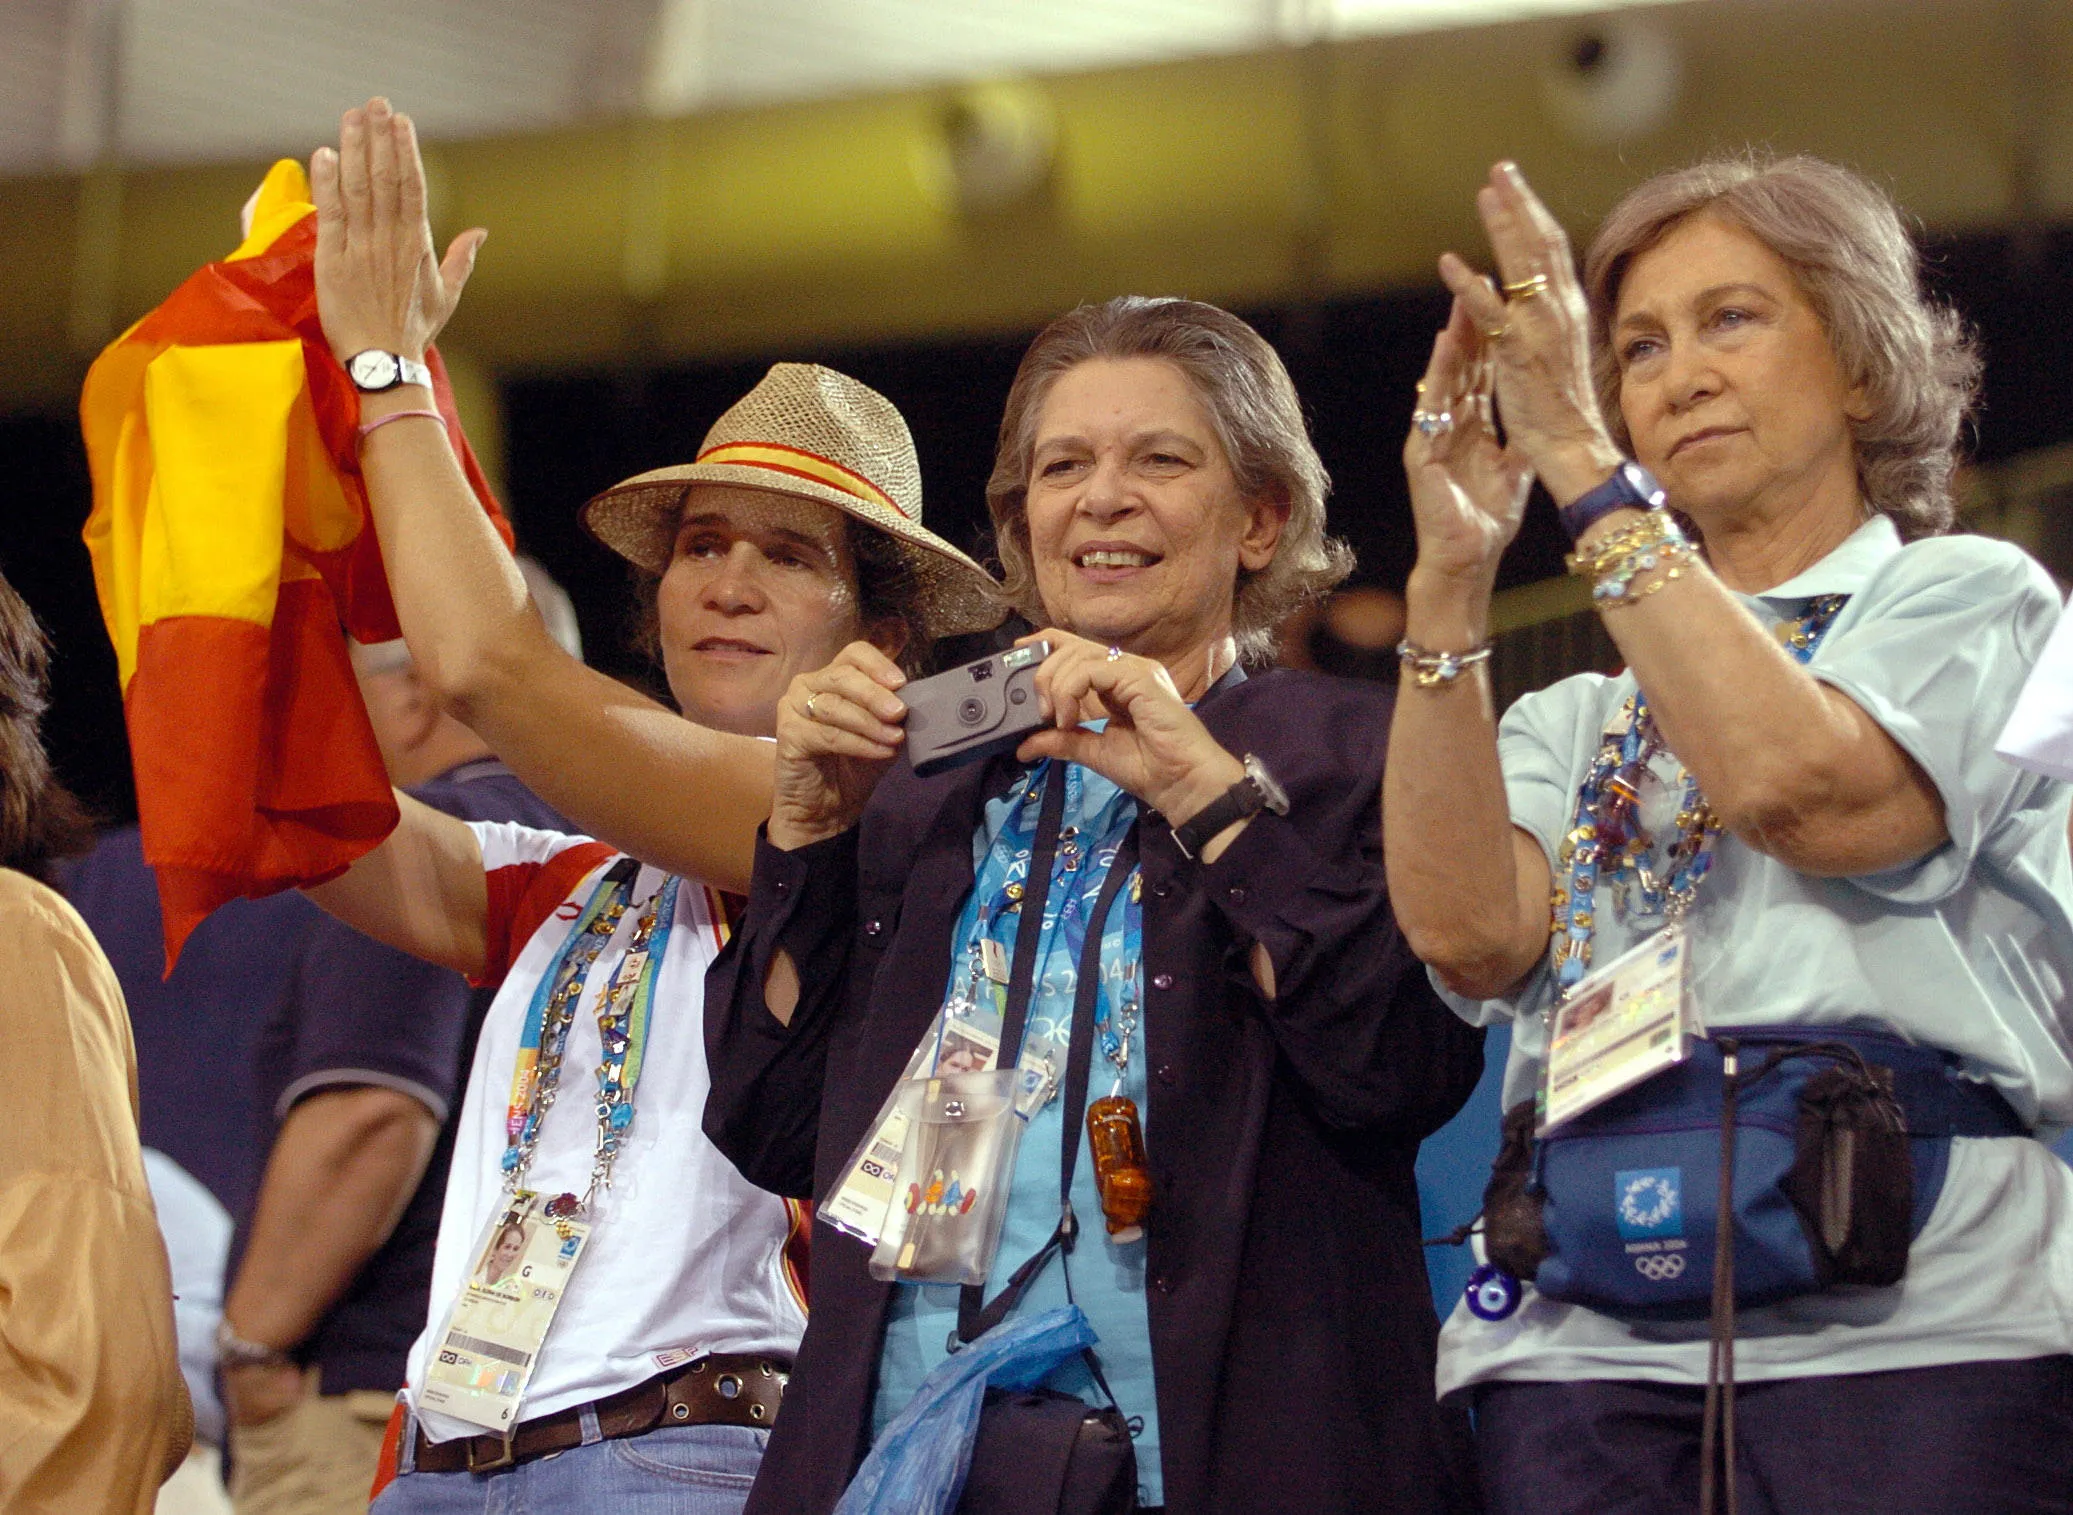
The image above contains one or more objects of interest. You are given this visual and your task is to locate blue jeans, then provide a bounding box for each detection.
[370,1418,767,1514]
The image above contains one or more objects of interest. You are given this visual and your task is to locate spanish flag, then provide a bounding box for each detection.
[80,159,512,969]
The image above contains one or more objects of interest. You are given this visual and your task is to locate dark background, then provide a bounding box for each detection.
[7,222,2071,827]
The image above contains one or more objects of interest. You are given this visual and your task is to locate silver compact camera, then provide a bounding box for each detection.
[903,641,1052,776]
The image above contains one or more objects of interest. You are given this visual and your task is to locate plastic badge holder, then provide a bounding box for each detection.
[869,1068,1029,1286]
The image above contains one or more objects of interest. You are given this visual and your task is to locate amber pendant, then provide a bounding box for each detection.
[1086,1094,1153,1243]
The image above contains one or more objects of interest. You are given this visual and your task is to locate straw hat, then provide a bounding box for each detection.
[581,363,1003,640]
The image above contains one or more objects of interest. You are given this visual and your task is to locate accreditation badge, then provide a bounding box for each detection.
[1539,925,1693,1134]
[418,1190,591,1432]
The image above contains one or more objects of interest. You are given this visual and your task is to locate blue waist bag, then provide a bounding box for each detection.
[1480,1027,2027,1321]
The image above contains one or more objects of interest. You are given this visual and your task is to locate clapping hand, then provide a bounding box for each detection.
[1437,161,1624,506]
[1403,298,1534,585]
[310,97,485,370]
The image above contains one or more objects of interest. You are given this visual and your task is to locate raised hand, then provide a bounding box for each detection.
[1403,298,1535,584]
[1014,631,1245,825]
[310,97,485,368]
[1438,161,1624,506]
[769,641,908,849]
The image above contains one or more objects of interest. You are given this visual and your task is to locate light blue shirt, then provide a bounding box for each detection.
[1435,516,2073,1394]
[873,762,1162,1506]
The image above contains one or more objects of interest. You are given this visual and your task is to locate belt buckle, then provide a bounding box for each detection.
[465,1432,519,1474]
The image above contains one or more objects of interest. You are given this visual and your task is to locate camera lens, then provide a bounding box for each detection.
[958,697,986,726]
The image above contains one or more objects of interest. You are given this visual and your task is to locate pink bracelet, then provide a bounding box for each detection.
[357,407,444,442]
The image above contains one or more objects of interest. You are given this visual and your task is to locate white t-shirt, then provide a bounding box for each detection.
[406,821,808,1443]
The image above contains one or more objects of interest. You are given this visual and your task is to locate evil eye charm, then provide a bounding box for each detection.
[1464,1262,1522,1322]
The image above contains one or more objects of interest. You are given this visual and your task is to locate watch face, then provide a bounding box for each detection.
[1243,755,1289,815]
[348,350,398,390]
[1621,461,1667,509]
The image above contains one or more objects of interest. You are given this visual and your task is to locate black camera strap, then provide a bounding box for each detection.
[957,763,1140,1380]
[993,765,1068,1072]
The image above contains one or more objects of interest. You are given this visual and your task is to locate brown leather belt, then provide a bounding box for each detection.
[412,1352,789,1475]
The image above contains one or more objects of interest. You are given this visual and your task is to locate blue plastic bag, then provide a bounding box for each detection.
[835,1304,1099,1515]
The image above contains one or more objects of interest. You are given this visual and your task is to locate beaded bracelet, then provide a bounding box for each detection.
[1564,509,1682,576]
[1565,509,1697,608]
[1396,638,1493,687]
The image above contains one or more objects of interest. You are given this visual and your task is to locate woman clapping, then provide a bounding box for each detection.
[1385,157,2073,1514]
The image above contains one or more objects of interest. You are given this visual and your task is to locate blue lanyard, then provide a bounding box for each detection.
[965,761,1143,1075]
[501,859,678,1202]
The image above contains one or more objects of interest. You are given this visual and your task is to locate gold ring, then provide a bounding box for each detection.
[803,693,820,720]
[1501,273,1550,300]
[1480,321,1509,342]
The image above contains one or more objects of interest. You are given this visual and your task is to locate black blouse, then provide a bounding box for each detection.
[705,667,1485,1515]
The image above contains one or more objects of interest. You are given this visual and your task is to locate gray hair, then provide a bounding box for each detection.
[1582,153,1980,540]
[985,296,1353,667]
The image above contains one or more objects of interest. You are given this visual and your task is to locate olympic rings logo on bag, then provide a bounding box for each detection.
[1633,1252,1687,1281]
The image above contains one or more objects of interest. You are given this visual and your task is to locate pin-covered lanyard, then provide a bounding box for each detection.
[501,857,681,1215]
[970,761,1144,1094]
[1551,594,1848,992]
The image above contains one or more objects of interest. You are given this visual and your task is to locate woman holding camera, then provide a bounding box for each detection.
[704,295,1485,1514]
[1384,156,2073,1512]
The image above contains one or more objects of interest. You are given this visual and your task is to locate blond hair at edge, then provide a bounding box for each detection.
[986,296,1354,666]
[1583,154,1981,540]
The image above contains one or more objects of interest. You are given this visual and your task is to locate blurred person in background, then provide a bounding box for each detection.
[216,562,576,1515]
[704,294,1484,1514]
[278,99,1003,1512]
[1385,155,2073,1513]
[64,835,318,1226]
[1275,583,1409,680]
[145,1147,236,1515]
[0,565,192,1511]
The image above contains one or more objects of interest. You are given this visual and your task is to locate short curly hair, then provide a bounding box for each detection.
[1582,154,1980,540]
[985,296,1353,667]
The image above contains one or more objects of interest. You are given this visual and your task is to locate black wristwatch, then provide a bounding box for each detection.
[1169,753,1289,861]
[1557,460,1666,541]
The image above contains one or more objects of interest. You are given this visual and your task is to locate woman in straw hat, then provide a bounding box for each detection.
[285,100,1001,1512]
[703,296,1485,1514]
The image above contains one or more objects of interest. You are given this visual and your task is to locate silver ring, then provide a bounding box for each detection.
[803,693,820,720]
[1105,645,1123,662]
[1412,409,1454,439]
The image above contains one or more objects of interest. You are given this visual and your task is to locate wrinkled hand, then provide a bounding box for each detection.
[1014,631,1244,824]
[1404,298,1535,584]
[769,641,907,850]
[1438,161,1623,505]
[310,97,484,368]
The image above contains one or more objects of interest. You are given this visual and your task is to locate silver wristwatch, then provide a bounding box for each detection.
[345,348,433,393]
[214,1317,294,1370]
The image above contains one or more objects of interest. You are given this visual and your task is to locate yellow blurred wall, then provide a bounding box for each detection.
[3,0,2068,412]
